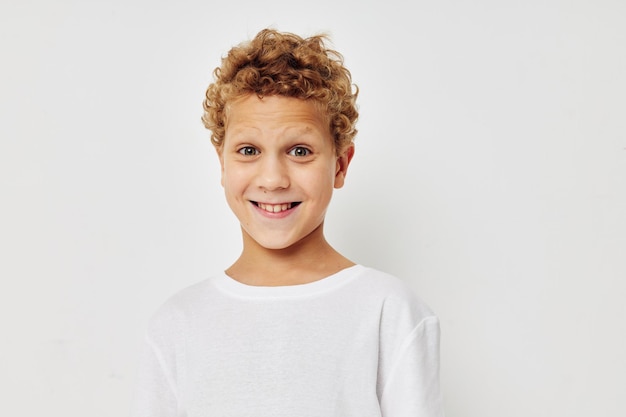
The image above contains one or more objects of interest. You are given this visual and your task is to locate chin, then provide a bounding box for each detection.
[243,224,323,252]
[246,230,312,251]
[255,238,298,251]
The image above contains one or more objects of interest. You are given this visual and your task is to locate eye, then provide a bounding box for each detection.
[288,146,311,157]
[238,146,259,156]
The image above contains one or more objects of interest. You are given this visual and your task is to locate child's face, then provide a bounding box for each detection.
[218,94,353,251]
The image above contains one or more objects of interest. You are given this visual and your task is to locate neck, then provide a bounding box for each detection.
[226,224,354,286]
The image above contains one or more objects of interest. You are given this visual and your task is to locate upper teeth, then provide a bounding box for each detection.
[257,203,292,213]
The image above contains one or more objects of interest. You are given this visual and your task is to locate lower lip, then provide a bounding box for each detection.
[252,203,299,219]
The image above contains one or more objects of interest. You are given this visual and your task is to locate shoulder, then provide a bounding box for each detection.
[144,276,220,340]
[351,266,437,322]
[349,266,440,360]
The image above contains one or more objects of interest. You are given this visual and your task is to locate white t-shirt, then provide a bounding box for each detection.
[132,265,444,417]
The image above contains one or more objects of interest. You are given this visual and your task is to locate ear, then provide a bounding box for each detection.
[216,146,225,187]
[334,144,355,189]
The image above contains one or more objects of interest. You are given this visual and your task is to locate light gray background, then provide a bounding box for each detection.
[1,0,625,416]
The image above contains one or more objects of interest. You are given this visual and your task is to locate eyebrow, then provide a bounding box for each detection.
[227,125,317,139]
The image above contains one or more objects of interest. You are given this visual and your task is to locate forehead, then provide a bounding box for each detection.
[225,95,330,137]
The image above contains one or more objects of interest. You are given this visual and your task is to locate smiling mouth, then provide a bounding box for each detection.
[252,201,301,213]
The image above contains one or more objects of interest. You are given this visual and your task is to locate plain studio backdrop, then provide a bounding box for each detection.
[1,0,625,416]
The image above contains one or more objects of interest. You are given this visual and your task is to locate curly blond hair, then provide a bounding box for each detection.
[202,29,358,154]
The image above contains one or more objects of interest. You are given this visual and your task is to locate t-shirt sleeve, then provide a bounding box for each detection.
[379,316,444,417]
[130,334,178,417]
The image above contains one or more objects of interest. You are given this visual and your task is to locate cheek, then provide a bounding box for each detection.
[299,167,336,196]
[221,170,245,197]
[221,161,247,187]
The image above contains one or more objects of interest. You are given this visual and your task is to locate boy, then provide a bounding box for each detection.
[132,29,443,417]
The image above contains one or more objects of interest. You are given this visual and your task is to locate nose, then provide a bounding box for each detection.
[256,154,289,191]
